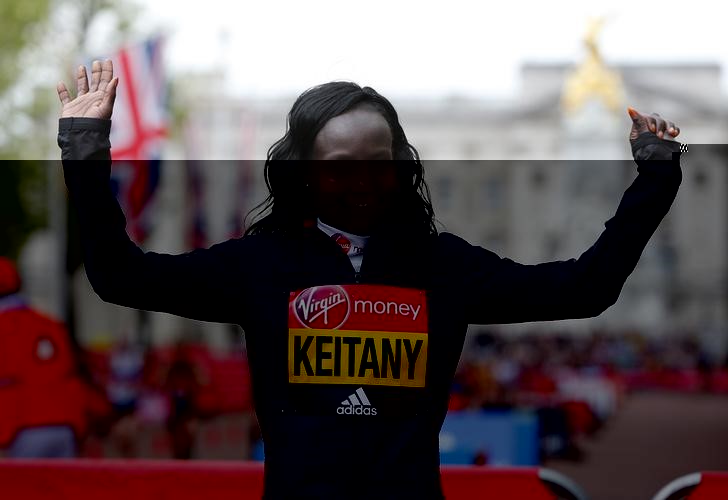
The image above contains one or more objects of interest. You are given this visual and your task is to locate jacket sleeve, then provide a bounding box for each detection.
[448,132,683,325]
[58,117,244,324]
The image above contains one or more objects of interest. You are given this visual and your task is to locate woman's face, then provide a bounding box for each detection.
[309,106,399,235]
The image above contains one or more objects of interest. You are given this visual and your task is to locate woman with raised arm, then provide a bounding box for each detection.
[57,59,683,500]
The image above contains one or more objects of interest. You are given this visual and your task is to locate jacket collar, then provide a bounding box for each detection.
[298,222,434,289]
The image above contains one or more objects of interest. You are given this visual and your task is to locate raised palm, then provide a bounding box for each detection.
[57,59,118,119]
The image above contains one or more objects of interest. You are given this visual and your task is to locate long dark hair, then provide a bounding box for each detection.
[244,81,436,236]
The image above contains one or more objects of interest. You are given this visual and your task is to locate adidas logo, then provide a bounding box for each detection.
[337,388,378,416]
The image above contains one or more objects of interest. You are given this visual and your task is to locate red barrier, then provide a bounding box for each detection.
[0,460,586,499]
[0,460,264,500]
[441,466,580,499]
[692,473,728,499]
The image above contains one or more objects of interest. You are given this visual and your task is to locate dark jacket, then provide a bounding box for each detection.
[59,117,682,499]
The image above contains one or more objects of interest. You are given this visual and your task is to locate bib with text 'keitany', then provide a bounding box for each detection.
[288,285,428,391]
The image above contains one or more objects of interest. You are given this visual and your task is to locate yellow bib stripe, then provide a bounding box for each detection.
[288,328,428,387]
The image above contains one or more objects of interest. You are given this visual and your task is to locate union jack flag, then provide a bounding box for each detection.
[108,37,168,244]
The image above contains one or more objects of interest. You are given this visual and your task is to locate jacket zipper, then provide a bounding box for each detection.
[309,226,363,284]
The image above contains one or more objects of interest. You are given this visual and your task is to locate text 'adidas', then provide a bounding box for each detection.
[337,387,378,416]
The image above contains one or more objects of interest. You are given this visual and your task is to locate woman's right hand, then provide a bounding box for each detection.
[57,59,118,120]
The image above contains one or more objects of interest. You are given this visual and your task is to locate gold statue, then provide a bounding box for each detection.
[562,17,624,114]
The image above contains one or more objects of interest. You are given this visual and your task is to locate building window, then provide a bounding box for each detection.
[481,177,505,211]
[693,169,708,189]
[435,177,453,211]
[531,168,547,189]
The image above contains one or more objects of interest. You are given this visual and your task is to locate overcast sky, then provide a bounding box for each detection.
[117,0,727,100]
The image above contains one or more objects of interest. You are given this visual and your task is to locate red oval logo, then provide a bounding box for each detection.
[293,285,350,330]
[332,233,351,254]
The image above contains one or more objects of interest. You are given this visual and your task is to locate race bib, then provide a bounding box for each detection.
[288,285,428,388]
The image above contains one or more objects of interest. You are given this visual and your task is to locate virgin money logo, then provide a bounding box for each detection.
[294,285,351,330]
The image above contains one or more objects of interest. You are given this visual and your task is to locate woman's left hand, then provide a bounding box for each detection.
[627,107,680,142]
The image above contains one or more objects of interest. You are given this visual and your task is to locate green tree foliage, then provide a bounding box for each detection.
[0,162,45,259]
[0,0,137,258]
[0,0,52,258]
[0,0,52,96]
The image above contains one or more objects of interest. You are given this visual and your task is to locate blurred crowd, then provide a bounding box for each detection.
[452,329,727,410]
[2,254,727,462]
[0,257,252,460]
[448,329,728,462]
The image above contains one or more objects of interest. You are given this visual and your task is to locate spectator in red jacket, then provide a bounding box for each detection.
[0,257,108,458]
